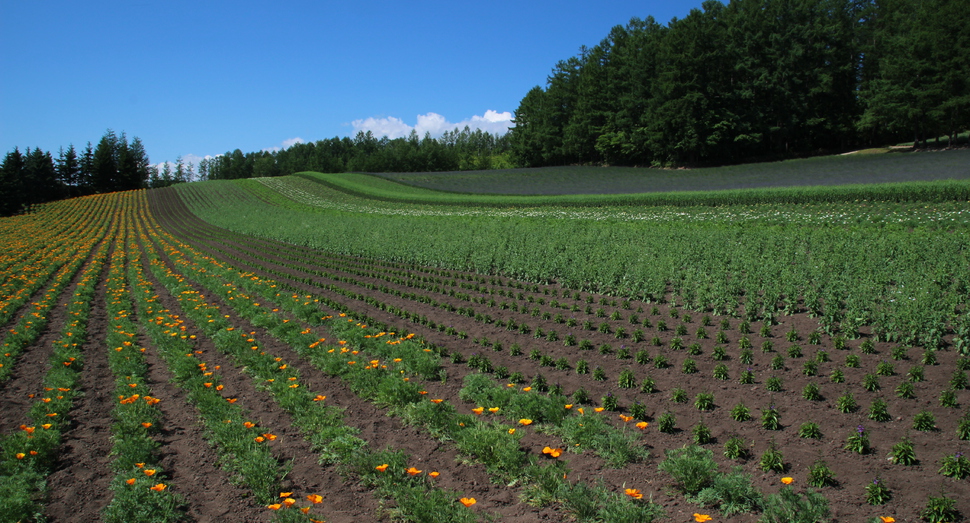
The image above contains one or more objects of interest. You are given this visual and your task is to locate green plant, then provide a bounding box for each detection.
[723,436,749,460]
[876,360,894,376]
[759,444,785,473]
[913,410,936,431]
[639,377,656,394]
[761,406,781,430]
[765,376,783,392]
[739,368,755,385]
[787,344,803,358]
[770,354,785,370]
[598,342,611,354]
[809,331,822,345]
[845,425,870,454]
[940,389,958,408]
[712,345,727,360]
[908,365,925,382]
[687,343,702,355]
[845,354,861,368]
[601,393,618,412]
[635,350,650,364]
[950,369,969,390]
[575,359,589,374]
[890,436,917,465]
[920,491,959,523]
[891,346,908,360]
[652,354,669,369]
[630,402,647,421]
[682,358,698,374]
[762,340,774,352]
[572,388,591,405]
[802,360,818,376]
[617,369,636,388]
[829,368,844,383]
[695,392,715,411]
[958,411,970,440]
[730,403,751,422]
[869,398,891,422]
[739,347,754,364]
[715,331,728,344]
[592,366,606,381]
[814,350,829,363]
[694,467,763,516]
[693,422,713,445]
[863,373,880,391]
[921,349,937,365]
[657,445,718,495]
[865,478,891,505]
[939,452,970,479]
[509,343,522,356]
[836,391,857,413]
[786,327,799,342]
[802,383,822,401]
[798,422,822,439]
[672,388,688,403]
[860,339,876,354]
[657,412,676,433]
[760,485,830,523]
[895,381,916,399]
[712,364,729,380]
[807,460,836,488]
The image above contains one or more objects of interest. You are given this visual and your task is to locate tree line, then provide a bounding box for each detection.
[197,127,512,181]
[508,0,970,167]
[0,129,150,216]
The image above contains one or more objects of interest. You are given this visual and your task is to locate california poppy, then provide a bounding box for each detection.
[694,514,713,522]
[458,497,477,507]
[636,421,649,430]
[472,407,484,415]
[519,419,533,425]
[428,471,440,478]
[624,488,643,500]
[431,399,444,404]
[542,447,563,458]
[406,467,422,476]
[150,483,167,492]
[781,477,794,485]
[375,463,389,472]
[307,494,323,504]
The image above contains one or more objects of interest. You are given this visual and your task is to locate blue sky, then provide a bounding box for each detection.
[1,0,704,166]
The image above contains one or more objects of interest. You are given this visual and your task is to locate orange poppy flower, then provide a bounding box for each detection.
[519,419,533,425]
[508,428,516,434]
[624,488,643,500]
[459,497,477,507]
[619,414,633,422]
[594,407,605,412]
[262,433,277,441]
[15,453,25,460]
[282,498,296,508]
[267,504,282,510]
[489,407,500,413]
[141,422,152,428]
[428,471,440,478]
[150,483,167,492]
[254,436,265,443]
[313,395,327,401]
[522,387,532,392]
[542,447,563,458]
[564,404,573,409]
[375,464,389,472]
[280,492,293,497]
[226,398,237,403]
[880,518,895,523]
[781,477,794,485]
[636,421,649,430]
[694,514,713,522]
[406,467,422,476]
[126,478,136,485]
[472,407,484,416]
[307,494,323,504]
[143,469,157,476]
[430,399,444,404]
[244,421,256,428]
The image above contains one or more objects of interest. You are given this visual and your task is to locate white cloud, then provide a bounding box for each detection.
[351,111,514,139]
[263,137,305,153]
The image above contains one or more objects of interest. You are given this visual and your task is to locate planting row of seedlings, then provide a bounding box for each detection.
[153,186,968,520]
[132,194,498,521]
[0,210,116,521]
[0,196,121,381]
[141,193,672,521]
[151,193,812,521]
[0,193,117,326]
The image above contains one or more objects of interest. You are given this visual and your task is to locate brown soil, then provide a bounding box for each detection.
[147,186,970,523]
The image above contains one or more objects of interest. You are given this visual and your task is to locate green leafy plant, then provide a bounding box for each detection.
[938,452,970,479]
[712,364,729,380]
[592,366,606,381]
[765,376,783,392]
[770,354,785,370]
[759,444,785,473]
[863,373,880,391]
[652,354,669,369]
[836,391,857,413]
[896,381,916,399]
[807,460,836,488]
[890,436,917,465]
[601,393,618,412]
[845,354,861,368]
[657,445,718,495]
[939,389,958,408]
[682,358,698,374]
[730,403,751,422]
[723,436,749,460]
[694,467,763,516]
[844,425,870,454]
[920,491,959,523]
[695,392,715,411]
[672,388,688,403]
[760,486,830,523]
[798,422,822,439]
[958,411,970,440]
[829,368,845,383]
[639,377,656,394]
[787,344,803,358]
[913,410,936,431]
[761,405,781,430]
[869,398,891,422]
[802,383,822,401]
[865,477,891,505]
[876,360,894,376]
[657,411,676,433]
[739,368,755,385]
[693,422,713,445]
[908,365,925,382]
[617,369,636,389]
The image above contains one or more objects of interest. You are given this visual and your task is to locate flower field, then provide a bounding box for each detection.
[1,173,969,522]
